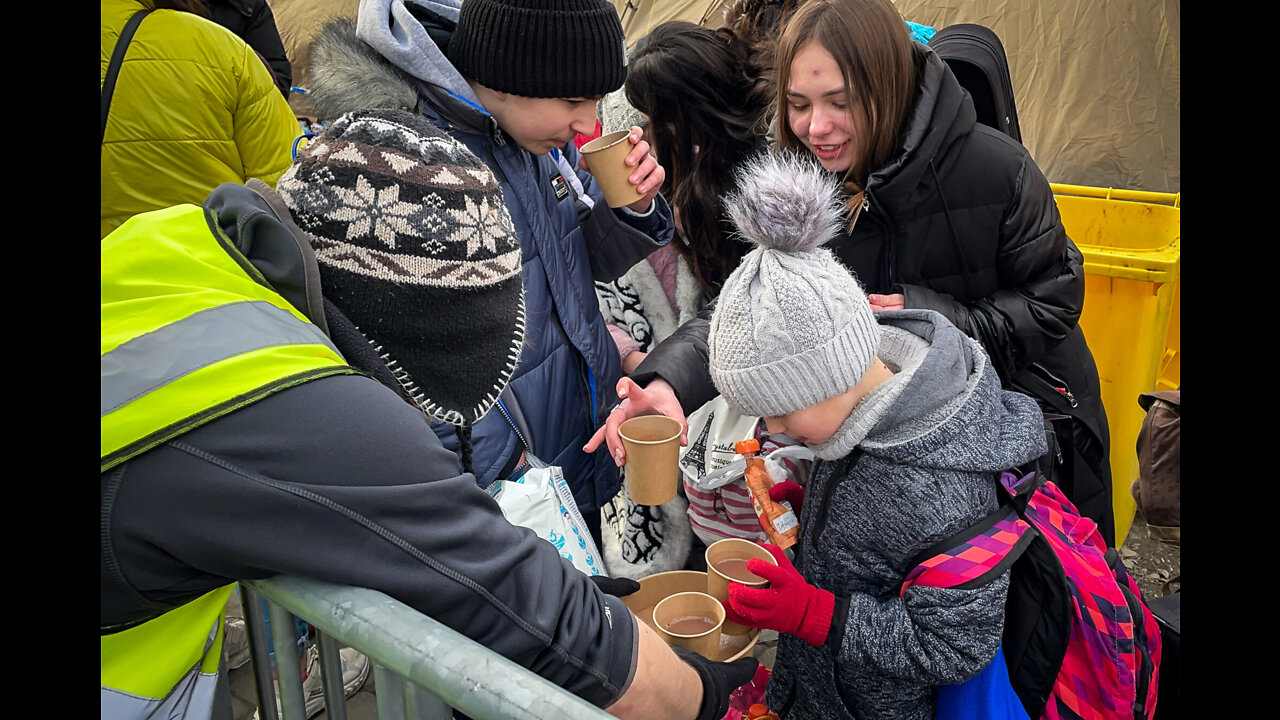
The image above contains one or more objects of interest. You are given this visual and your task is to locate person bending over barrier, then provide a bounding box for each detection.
[100,108,754,720]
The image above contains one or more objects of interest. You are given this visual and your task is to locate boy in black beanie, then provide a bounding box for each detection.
[304,0,675,550]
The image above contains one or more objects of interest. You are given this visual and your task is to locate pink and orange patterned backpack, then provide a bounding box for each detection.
[902,470,1162,720]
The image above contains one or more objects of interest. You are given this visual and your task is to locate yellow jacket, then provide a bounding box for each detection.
[100,0,300,239]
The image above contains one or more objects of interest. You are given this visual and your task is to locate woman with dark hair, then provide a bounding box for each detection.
[593,18,791,579]
[589,0,1115,553]
[625,20,765,296]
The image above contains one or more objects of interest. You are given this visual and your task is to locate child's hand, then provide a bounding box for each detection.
[769,480,806,512]
[622,125,665,213]
[725,543,835,647]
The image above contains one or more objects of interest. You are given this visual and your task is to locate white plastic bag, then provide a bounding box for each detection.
[678,395,814,545]
[679,396,814,491]
[487,454,606,577]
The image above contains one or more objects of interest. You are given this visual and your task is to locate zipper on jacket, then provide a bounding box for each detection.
[488,116,505,147]
[493,397,536,482]
[860,192,898,287]
[1028,362,1077,408]
[494,398,530,453]
[809,450,862,546]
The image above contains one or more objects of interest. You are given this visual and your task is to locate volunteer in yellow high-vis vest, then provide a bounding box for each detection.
[100,201,358,717]
[100,107,756,720]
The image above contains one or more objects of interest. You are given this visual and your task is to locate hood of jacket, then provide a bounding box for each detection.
[203,180,328,331]
[862,43,976,217]
[307,0,491,136]
[844,309,1046,474]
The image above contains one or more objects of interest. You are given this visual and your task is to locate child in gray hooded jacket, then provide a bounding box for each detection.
[708,151,1048,720]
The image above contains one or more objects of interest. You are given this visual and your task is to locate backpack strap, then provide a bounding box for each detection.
[900,471,1042,596]
[996,469,1045,510]
[102,8,152,148]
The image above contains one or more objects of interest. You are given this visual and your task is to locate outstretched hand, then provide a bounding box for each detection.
[583,376,688,466]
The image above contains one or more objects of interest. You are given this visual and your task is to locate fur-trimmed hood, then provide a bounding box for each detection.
[306,1,489,136]
[305,17,417,122]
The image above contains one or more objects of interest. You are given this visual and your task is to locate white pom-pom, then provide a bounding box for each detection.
[724,151,845,254]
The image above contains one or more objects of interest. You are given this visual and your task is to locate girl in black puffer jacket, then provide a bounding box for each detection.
[591,0,1114,547]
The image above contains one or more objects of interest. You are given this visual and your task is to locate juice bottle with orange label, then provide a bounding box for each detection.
[735,439,799,550]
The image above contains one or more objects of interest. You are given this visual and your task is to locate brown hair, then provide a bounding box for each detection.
[774,0,916,193]
[722,0,802,135]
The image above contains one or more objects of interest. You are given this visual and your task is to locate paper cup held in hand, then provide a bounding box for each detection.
[652,591,725,659]
[705,538,776,635]
[580,130,646,208]
[619,415,683,506]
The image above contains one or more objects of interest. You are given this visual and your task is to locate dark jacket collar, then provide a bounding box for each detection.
[203,181,328,334]
[865,44,976,213]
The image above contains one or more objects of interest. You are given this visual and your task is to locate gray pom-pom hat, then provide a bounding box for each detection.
[709,151,881,418]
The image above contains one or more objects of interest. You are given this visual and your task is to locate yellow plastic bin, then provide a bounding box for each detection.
[1051,184,1180,545]
[1157,277,1179,391]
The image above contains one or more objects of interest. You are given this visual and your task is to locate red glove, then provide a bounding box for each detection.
[724,543,835,647]
[768,480,805,512]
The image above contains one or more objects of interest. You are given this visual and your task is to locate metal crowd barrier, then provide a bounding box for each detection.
[234,576,613,720]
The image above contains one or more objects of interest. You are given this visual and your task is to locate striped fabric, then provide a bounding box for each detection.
[899,507,1033,595]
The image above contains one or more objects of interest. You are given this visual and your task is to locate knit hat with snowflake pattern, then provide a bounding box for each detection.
[276,108,525,427]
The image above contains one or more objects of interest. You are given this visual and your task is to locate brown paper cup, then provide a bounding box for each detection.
[652,591,725,658]
[619,570,758,661]
[705,538,776,635]
[619,415,683,506]
[580,130,646,208]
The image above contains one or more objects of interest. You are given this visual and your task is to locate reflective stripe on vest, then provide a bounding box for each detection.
[101,203,357,472]
[101,585,234,720]
[101,203,355,716]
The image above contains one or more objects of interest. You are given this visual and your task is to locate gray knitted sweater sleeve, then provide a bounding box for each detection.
[840,573,1008,684]
[819,461,1008,687]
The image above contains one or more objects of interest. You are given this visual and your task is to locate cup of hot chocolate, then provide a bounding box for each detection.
[652,591,726,658]
[705,538,777,635]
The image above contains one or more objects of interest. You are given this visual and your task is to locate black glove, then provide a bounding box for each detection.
[672,646,760,720]
[589,575,641,598]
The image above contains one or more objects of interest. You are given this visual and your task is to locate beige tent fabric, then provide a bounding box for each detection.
[267,0,361,120]
[270,0,1177,191]
[892,0,1179,193]
[614,0,732,40]
[610,0,1179,193]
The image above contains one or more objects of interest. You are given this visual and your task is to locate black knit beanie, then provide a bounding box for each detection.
[449,0,628,98]
[276,108,526,427]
